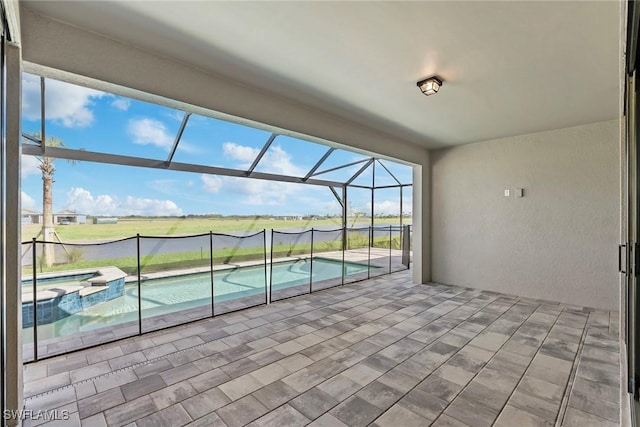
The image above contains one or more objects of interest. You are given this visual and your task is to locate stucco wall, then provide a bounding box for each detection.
[431,120,620,310]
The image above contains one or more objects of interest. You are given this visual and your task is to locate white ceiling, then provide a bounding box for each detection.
[23,1,620,149]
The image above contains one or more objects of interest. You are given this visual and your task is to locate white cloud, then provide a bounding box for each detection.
[222,142,303,176]
[201,143,359,213]
[21,191,36,210]
[66,187,118,215]
[65,187,183,216]
[208,141,375,213]
[321,200,341,214]
[21,155,41,178]
[262,145,303,176]
[208,143,306,206]
[111,98,131,111]
[201,175,223,193]
[199,174,295,207]
[223,177,294,206]
[222,142,259,164]
[127,118,174,150]
[401,193,413,215]
[22,74,106,128]
[200,174,338,212]
[122,196,183,216]
[369,200,405,216]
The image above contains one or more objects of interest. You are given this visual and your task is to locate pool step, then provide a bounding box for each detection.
[78,285,108,297]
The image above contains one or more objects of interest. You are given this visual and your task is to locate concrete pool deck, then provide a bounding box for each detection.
[22,269,620,426]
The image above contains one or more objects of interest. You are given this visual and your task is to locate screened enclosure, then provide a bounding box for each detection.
[19,73,414,361]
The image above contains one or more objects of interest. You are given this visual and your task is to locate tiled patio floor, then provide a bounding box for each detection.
[22,270,620,426]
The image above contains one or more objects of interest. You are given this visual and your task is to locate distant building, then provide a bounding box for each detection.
[21,209,42,225]
[93,217,118,224]
[54,210,87,225]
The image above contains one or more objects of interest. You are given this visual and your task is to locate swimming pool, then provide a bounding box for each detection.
[23,257,371,341]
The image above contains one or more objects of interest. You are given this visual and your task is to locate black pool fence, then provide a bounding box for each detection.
[20,225,411,362]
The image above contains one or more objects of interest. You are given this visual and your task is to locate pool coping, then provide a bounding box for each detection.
[22,266,128,303]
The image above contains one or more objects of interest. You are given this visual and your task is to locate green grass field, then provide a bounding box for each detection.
[23,232,404,275]
[22,216,411,243]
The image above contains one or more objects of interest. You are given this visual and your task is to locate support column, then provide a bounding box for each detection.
[342,186,347,250]
[5,40,23,425]
[371,160,375,231]
[412,152,431,284]
[399,186,403,228]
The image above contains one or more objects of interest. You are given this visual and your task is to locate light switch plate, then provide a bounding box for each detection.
[504,189,510,197]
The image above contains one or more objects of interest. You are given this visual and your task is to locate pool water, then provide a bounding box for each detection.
[24,257,371,341]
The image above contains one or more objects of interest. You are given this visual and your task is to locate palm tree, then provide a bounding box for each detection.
[25,134,66,267]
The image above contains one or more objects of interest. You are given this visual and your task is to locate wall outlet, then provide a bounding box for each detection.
[504,189,510,197]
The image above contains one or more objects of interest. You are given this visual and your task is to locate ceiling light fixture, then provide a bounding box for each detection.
[416,76,443,96]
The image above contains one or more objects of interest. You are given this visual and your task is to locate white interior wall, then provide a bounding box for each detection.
[431,120,620,310]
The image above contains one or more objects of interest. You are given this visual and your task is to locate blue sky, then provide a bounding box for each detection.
[20,73,412,217]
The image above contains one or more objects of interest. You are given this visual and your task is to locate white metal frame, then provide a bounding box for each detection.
[21,74,413,224]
